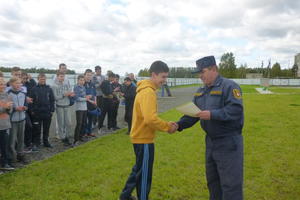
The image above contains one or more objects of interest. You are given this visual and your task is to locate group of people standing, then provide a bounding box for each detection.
[0,64,137,170]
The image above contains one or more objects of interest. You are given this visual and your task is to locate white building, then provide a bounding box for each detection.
[295,53,300,77]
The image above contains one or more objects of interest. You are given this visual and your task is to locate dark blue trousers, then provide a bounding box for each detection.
[120,144,154,200]
[205,135,243,200]
[0,129,9,166]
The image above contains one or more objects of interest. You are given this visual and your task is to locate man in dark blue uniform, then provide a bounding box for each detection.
[177,56,244,200]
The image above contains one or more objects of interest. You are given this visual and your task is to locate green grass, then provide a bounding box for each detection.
[268,86,300,94]
[0,93,299,199]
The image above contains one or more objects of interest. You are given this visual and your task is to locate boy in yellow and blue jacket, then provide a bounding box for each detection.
[119,61,178,200]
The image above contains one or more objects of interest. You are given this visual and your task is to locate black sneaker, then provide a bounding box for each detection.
[119,196,137,200]
[8,162,16,168]
[0,164,15,171]
[32,145,39,152]
[62,138,72,146]
[44,142,53,148]
[72,141,79,147]
[17,154,30,164]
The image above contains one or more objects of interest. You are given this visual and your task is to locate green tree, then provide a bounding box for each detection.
[271,62,281,78]
[219,52,237,78]
[236,63,247,78]
[138,68,149,77]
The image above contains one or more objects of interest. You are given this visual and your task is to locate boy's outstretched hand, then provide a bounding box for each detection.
[168,122,178,134]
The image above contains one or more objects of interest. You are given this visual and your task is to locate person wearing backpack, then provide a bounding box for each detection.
[30,73,55,151]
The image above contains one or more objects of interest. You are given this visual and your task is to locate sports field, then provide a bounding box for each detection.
[0,85,299,200]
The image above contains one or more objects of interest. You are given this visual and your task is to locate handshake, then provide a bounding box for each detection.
[168,122,179,134]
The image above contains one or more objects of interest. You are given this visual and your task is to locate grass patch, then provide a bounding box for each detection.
[240,85,259,93]
[268,86,300,94]
[0,93,299,199]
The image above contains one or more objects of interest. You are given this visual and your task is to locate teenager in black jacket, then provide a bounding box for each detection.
[122,77,136,134]
[98,73,115,132]
[30,73,55,150]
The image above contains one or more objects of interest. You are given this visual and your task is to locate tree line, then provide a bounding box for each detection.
[138,52,299,78]
[0,66,76,74]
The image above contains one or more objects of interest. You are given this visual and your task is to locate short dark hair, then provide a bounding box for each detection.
[115,74,120,79]
[38,73,46,79]
[59,63,66,68]
[11,66,21,73]
[124,77,132,82]
[149,61,169,75]
[95,65,101,70]
[84,69,93,75]
[77,74,85,80]
[108,72,115,78]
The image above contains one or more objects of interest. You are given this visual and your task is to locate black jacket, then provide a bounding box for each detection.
[30,84,55,119]
[123,83,136,120]
[24,79,37,96]
[100,80,113,97]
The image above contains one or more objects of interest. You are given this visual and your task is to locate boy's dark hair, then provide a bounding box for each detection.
[149,61,169,75]
[56,70,65,76]
[108,72,115,78]
[59,63,66,68]
[11,66,21,73]
[84,69,93,75]
[95,65,101,70]
[77,74,85,80]
[124,77,132,82]
[21,72,27,76]
[38,73,46,79]
[115,74,120,79]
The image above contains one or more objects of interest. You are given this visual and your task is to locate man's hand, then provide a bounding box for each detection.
[168,122,178,134]
[26,97,33,104]
[5,101,13,109]
[196,110,211,120]
[16,106,26,111]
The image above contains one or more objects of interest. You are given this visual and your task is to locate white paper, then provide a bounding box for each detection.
[176,102,201,117]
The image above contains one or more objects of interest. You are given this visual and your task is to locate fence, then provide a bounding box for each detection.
[3,71,300,87]
[138,77,300,86]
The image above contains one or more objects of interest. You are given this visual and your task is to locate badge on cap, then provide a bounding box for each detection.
[233,89,242,99]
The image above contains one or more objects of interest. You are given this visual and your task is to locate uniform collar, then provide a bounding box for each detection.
[205,75,222,89]
[212,75,222,87]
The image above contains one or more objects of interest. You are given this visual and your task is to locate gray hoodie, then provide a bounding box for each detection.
[51,80,71,106]
[0,92,12,130]
[7,89,27,122]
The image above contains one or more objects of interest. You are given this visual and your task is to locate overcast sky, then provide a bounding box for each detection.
[0,0,299,75]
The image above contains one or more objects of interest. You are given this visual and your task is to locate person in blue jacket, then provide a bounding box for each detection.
[177,55,244,200]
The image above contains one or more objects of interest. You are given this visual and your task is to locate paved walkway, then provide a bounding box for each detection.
[7,85,200,169]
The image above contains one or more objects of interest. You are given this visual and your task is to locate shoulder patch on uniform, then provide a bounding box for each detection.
[233,89,242,99]
[210,90,222,95]
[194,92,203,96]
